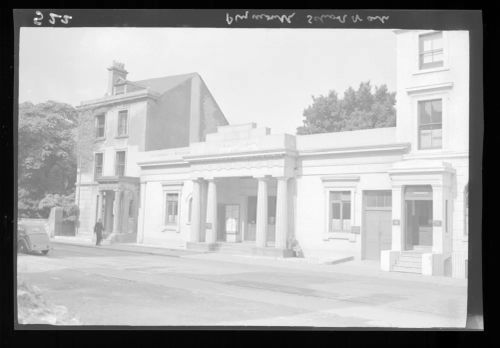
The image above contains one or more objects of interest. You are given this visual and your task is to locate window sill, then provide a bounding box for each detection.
[115,135,129,139]
[94,137,106,142]
[413,67,449,76]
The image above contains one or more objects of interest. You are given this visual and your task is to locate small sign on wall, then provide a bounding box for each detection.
[432,220,442,227]
[351,226,360,235]
[205,222,212,229]
[392,219,400,226]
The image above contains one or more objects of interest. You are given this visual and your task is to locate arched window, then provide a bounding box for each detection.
[464,184,469,236]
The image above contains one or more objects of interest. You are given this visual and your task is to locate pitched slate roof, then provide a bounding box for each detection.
[132,73,197,95]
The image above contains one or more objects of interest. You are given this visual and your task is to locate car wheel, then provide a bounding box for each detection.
[18,240,28,254]
[41,250,49,255]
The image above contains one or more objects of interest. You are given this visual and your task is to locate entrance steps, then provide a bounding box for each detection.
[393,250,424,274]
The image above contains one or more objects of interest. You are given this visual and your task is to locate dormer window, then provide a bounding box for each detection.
[114,84,126,95]
[419,32,444,70]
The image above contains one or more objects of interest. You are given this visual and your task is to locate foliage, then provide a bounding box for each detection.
[18,101,78,218]
[297,81,396,135]
[37,193,79,221]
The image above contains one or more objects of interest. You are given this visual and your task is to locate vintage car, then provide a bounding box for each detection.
[17,222,51,255]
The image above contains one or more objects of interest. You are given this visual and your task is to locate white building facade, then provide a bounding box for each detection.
[78,30,470,278]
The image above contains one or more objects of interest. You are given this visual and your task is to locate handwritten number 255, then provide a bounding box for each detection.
[34,11,72,25]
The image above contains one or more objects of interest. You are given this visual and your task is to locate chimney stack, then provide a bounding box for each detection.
[107,61,128,95]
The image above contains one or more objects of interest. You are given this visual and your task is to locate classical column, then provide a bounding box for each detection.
[391,185,404,251]
[275,177,289,250]
[255,177,269,248]
[112,189,122,234]
[205,179,218,244]
[432,184,444,254]
[97,191,104,221]
[190,179,202,242]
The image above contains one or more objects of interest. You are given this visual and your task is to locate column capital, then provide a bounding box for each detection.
[254,175,271,181]
[274,176,290,181]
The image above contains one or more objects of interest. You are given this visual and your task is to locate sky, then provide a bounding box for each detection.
[19,27,396,134]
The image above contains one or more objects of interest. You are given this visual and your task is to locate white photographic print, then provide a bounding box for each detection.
[15,12,480,329]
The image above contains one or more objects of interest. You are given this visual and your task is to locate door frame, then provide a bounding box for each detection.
[362,190,392,260]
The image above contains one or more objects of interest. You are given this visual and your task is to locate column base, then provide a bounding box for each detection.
[381,250,400,271]
[422,253,445,276]
[252,247,294,258]
[186,242,218,252]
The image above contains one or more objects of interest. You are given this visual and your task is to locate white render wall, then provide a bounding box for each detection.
[294,149,404,260]
[395,30,469,155]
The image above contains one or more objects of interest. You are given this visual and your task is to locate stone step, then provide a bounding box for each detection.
[392,265,422,274]
[400,251,423,258]
[398,255,422,262]
[399,253,424,258]
[397,260,422,268]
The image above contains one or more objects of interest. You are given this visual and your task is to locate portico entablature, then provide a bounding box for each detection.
[388,159,455,188]
[188,154,296,180]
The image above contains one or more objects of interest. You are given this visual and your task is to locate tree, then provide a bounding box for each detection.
[297,81,396,135]
[18,101,78,218]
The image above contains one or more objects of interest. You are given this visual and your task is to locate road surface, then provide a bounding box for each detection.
[17,243,468,327]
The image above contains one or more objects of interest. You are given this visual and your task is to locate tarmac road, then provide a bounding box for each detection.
[16,243,468,327]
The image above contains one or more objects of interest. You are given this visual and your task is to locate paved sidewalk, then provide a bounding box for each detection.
[50,236,202,258]
[50,237,467,287]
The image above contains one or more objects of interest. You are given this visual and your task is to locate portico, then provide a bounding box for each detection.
[381,160,455,276]
[180,123,296,256]
[95,176,140,244]
[186,175,293,257]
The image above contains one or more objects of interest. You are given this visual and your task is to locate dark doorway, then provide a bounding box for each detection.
[404,186,433,250]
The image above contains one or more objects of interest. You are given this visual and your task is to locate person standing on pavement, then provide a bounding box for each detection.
[94,218,104,246]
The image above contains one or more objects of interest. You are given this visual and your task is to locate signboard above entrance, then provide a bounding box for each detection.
[404,185,433,200]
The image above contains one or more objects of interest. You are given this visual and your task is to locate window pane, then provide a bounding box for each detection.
[94,154,103,177]
[419,32,443,69]
[330,192,341,201]
[422,39,433,51]
[341,191,351,201]
[95,115,105,138]
[367,194,377,207]
[384,194,392,207]
[115,85,125,95]
[432,33,443,49]
[342,202,351,219]
[420,128,433,149]
[431,100,442,123]
[432,128,442,148]
[433,51,444,64]
[115,151,126,176]
[419,101,431,125]
[165,193,179,225]
[118,111,128,136]
[332,202,341,219]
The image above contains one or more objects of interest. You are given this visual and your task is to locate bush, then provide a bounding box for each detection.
[37,193,78,221]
